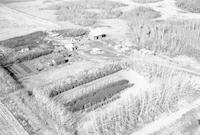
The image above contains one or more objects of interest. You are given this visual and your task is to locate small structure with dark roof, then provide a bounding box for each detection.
[51,56,69,66]
[93,34,107,40]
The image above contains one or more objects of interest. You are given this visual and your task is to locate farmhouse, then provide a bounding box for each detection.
[51,56,69,66]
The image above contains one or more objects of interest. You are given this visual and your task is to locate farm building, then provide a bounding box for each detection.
[90,48,104,54]
[89,28,107,40]
[64,43,75,51]
[51,56,69,66]
[19,47,30,53]
[93,34,107,40]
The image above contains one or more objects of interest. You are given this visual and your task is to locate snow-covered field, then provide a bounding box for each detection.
[0,0,200,135]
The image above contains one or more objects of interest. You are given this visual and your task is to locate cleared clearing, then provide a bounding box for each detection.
[0,102,28,135]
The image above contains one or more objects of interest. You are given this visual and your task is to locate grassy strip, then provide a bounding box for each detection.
[65,79,133,112]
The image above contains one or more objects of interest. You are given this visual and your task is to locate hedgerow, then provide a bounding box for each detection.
[65,79,133,112]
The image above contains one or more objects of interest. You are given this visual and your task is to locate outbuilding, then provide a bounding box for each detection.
[93,34,106,40]
[51,56,69,66]
[89,28,107,40]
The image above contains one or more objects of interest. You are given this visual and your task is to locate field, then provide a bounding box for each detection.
[176,0,200,13]
[76,61,200,135]
[65,79,132,112]
[0,0,200,135]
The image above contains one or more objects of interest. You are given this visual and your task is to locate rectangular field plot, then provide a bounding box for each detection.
[54,75,123,103]
[8,63,36,78]
[46,64,123,98]
[54,78,133,113]
[64,79,133,112]
[0,102,28,135]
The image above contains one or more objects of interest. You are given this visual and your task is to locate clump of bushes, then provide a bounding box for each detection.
[128,19,200,59]
[0,31,48,49]
[176,0,200,13]
[52,29,89,37]
[65,79,133,112]
[5,48,53,65]
[49,0,127,26]
[35,64,123,98]
[48,64,123,98]
[121,7,161,20]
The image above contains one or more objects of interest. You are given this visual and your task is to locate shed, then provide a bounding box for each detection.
[93,34,106,40]
[52,56,68,66]
[89,28,107,40]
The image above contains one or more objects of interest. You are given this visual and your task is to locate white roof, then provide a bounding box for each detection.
[89,28,104,37]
